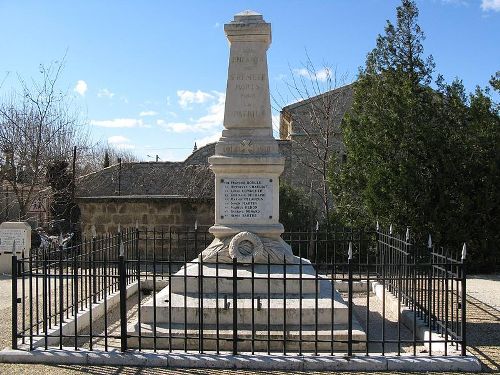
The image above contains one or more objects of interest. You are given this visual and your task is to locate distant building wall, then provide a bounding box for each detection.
[78,196,214,235]
[279,84,354,217]
[77,195,215,260]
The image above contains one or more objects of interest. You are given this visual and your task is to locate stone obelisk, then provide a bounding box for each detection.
[134,11,366,351]
[205,10,292,264]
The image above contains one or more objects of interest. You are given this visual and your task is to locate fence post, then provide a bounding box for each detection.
[347,242,353,356]
[427,234,433,354]
[11,254,18,350]
[232,257,238,355]
[119,240,127,352]
[375,222,380,277]
[91,227,97,303]
[461,243,467,356]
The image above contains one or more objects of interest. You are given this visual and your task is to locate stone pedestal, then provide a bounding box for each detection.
[130,10,365,351]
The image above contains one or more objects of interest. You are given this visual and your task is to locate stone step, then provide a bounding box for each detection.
[128,322,367,352]
[169,261,322,295]
[141,291,349,325]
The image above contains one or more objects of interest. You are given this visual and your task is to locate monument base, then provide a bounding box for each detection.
[129,252,367,352]
[128,323,366,352]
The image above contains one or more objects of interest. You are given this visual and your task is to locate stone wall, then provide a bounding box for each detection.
[77,196,215,260]
[77,196,214,235]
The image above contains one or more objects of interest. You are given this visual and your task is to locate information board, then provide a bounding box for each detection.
[0,228,28,253]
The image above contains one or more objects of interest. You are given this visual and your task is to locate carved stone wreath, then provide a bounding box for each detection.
[228,231,263,262]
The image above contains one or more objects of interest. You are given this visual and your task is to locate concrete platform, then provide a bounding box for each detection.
[0,349,482,371]
[168,260,321,295]
[142,290,348,325]
[131,254,367,352]
[128,322,366,352]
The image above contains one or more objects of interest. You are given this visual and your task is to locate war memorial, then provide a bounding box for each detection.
[134,10,365,351]
[1,10,480,373]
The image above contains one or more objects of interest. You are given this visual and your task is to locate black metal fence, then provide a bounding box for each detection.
[12,226,467,356]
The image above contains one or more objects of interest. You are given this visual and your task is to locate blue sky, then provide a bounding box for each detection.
[1,0,499,161]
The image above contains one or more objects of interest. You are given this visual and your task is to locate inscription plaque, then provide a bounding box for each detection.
[0,228,28,254]
[221,178,273,220]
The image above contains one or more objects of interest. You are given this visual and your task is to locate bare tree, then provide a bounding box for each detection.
[77,142,139,176]
[274,58,352,222]
[0,60,89,220]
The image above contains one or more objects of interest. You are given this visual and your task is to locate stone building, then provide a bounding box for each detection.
[76,141,292,236]
[279,84,354,217]
[75,84,352,235]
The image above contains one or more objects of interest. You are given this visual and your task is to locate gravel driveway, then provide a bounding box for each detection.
[0,274,497,374]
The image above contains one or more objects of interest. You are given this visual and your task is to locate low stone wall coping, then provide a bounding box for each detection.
[0,349,481,371]
[76,195,214,203]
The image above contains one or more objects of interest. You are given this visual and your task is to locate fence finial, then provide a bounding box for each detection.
[135,220,139,230]
[389,224,393,235]
[91,225,97,238]
[119,240,125,257]
[194,220,198,231]
[117,223,121,234]
[406,227,410,242]
[376,221,380,231]
[427,234,432,249]
[461,243,467,261]
[11,240,16,256]
[348,242,353,260]
[315,220,319,231]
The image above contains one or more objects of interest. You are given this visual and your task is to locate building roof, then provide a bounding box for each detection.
[77,140,291,199]
[281,83,354,113]
[77,159,215,199]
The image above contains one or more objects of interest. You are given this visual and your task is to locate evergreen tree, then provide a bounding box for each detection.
[279,182,315,232]
[329,0,499,271]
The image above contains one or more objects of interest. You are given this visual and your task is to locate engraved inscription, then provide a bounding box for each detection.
[226,47,268,122]
[0,228,27,253]
[222,144,271,154]
[221,178,272,220]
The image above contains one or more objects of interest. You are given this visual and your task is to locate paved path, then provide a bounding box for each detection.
[0,276,497,374]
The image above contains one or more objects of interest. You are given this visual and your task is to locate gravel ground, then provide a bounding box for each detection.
[0,275,498,374]
[468,275,500,311]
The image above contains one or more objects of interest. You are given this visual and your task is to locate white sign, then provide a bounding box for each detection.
[0,228,27,253]
[221,178,273,221]
[0,222,31,273]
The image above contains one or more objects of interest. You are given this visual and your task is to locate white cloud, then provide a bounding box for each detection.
[159,91,225,133]
[195,91,225,128]
[74,80,88,96]
[139,110,158,117]
[481,0,500,11]
[214,22,221,28]
[97,88,115,99]
[195,132,222,148]
[274,73,287,81]
[293,67,332,82]
[159,122,197,132]
[177,89,214,108]
[108,135,135,150]
[90,118,145,128]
